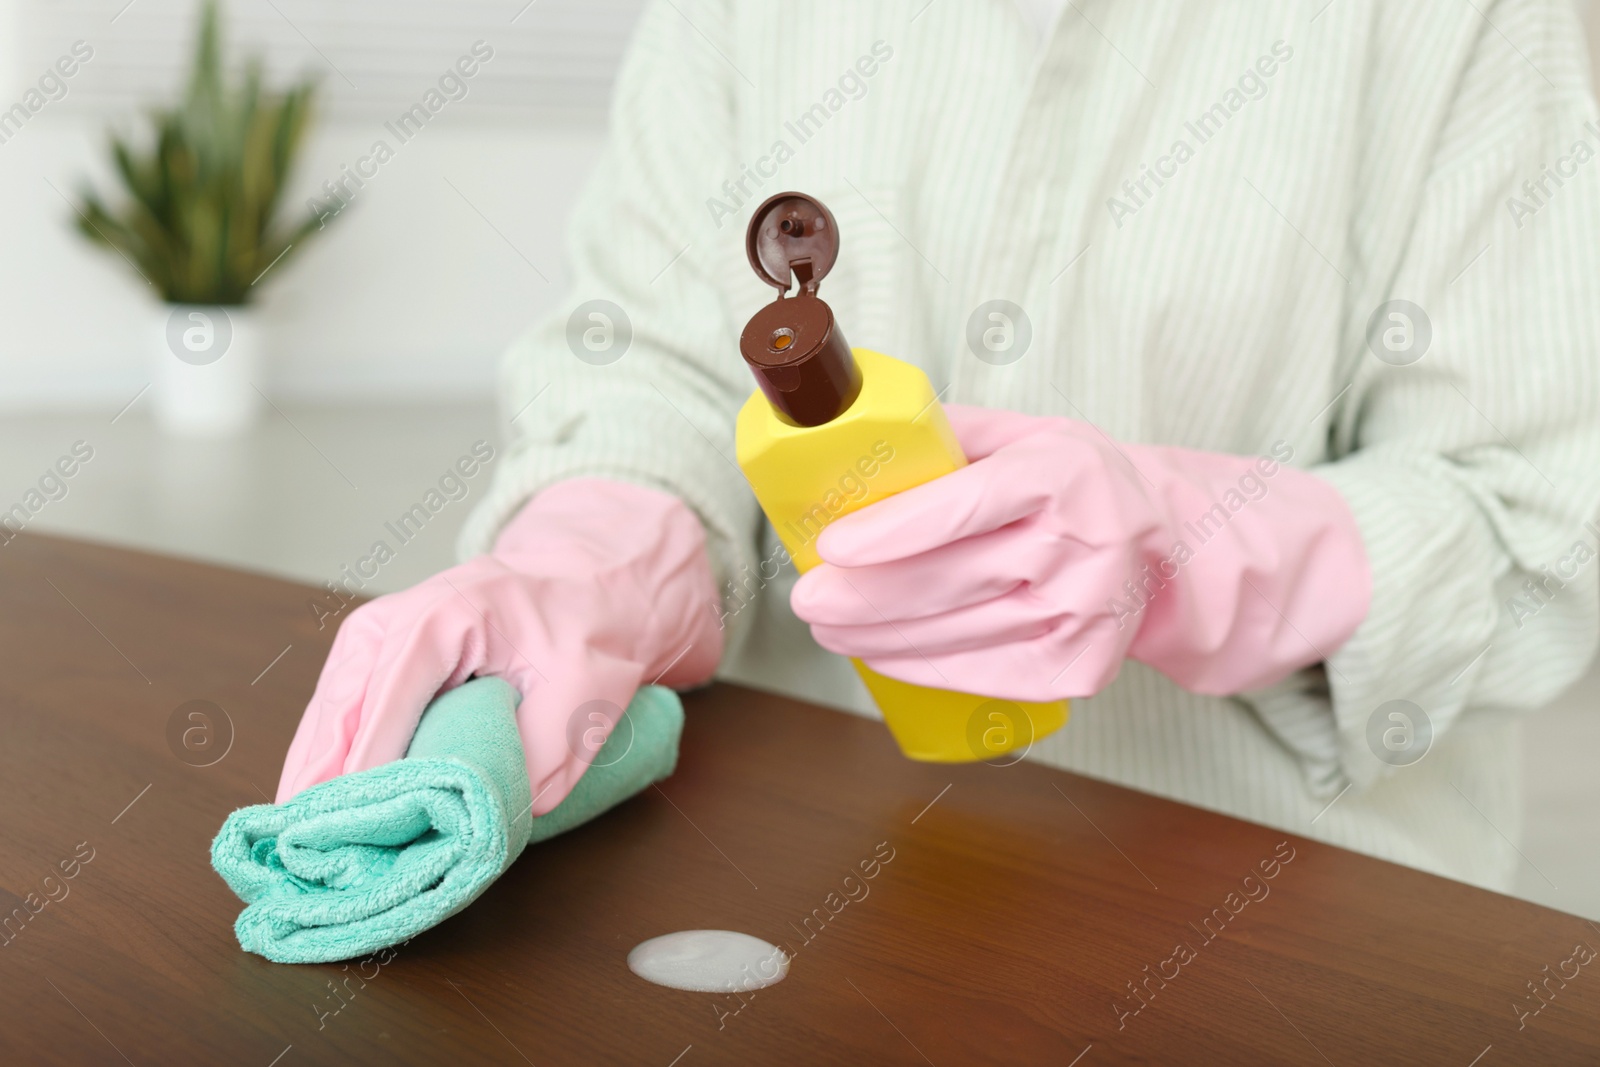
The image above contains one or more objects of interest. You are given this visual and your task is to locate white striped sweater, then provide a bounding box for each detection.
[460,0,1600,892]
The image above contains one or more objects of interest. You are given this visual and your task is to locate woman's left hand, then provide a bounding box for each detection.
[789,404,1371,701]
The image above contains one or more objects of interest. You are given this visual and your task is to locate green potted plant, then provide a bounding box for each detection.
[73,0,329,435]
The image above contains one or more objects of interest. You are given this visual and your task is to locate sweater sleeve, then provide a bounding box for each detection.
[1314,0,1600,790]
[457,0,760,639]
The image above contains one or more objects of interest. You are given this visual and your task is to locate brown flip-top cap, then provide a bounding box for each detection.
[739,192,861,427]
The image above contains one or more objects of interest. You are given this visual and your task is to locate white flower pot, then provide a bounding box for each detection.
[152,303,262,436]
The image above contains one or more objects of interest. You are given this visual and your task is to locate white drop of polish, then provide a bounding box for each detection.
[627,930,790,992]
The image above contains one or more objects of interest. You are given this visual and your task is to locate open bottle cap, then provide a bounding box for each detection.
[740,192,860,426]
[745,192,840,295]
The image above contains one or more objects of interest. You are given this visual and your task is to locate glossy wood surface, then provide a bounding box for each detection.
[1,533,1597,1064]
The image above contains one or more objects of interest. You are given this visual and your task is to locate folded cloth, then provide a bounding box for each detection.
[212,677,682,964]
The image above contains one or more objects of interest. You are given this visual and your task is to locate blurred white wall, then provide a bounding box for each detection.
[0,121,604,409]
[0,0,629,411]
[1,0,1596,414]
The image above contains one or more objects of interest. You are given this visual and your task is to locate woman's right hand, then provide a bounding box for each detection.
[275,479,724,812]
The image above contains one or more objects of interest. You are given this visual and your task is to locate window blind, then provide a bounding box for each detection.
[12,0,646,124]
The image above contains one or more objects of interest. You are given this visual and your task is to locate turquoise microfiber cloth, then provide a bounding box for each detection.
[211,677,682,964]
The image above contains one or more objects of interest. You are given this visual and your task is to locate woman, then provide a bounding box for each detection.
[278,0,1600,891]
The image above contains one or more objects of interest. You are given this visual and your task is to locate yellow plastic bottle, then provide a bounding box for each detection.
[733,192,1067,762]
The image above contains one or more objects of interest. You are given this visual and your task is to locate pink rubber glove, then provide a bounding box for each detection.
[791,405,1370,701]
[276,479,722,810]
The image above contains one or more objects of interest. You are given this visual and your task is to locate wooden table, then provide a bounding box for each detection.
[2,532,1598,1065]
